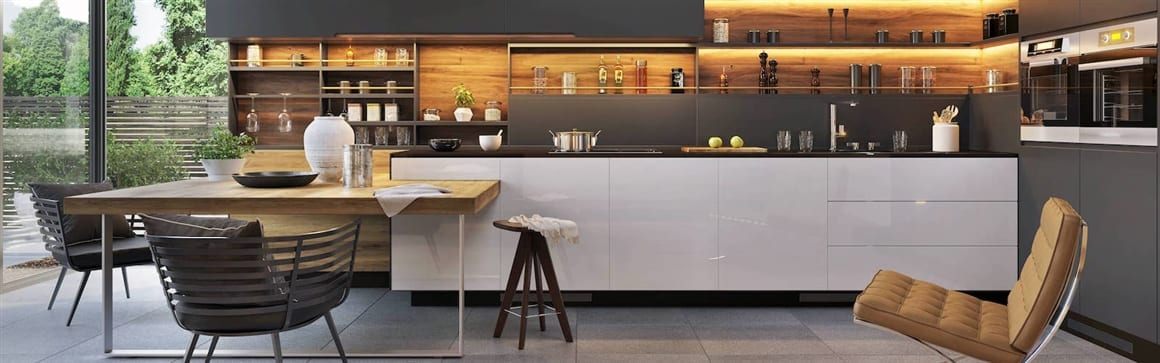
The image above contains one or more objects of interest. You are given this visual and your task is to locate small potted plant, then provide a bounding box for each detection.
[194,127,256,181]
[452,83,475,122]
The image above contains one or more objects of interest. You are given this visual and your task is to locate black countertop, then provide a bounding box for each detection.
[390,146,1018,158]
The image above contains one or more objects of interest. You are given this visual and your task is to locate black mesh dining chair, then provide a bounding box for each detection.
[31,196,153,326]
[146,221,361,363]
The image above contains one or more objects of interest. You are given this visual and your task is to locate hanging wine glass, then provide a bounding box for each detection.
[277,93,293,133]
[245,93,260,133]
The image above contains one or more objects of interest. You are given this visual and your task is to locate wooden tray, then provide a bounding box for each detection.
[681,146,769,153]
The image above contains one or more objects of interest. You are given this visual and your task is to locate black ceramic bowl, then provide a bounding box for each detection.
[232,171,319,188]
[429,138,462,152]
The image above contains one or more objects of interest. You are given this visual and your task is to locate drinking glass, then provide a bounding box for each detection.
[395,126,412,145]
[277,93,292,133]
[355,126,370,145]
[245,93,260,133]
[374,48,388,66]
[374,126,389,145]
[776,130,793,151]
[562,72,578,95]
[799,130,814,152]
[899,66,916,94]
[893,131,909,152]
[920,66,936,94]
[395,48,410,66]
[532,66,550,94]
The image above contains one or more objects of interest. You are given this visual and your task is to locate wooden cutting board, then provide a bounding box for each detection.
[681,146,769,153]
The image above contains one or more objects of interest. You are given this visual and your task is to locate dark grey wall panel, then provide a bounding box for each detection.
[507,0,703,39]
[508,94,699,146]
[1079,0,1157,27]
[1078,149,1158,342]
[1020,0,1081,36]
[207,0,507,38]
[968,93,1021,153]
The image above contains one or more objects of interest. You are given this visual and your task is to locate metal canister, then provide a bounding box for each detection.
[339,80,351,94]
[875,30,889,43]
[766,29,780,43]
[909,30,923,44]
[1000,8,1019,35]
[932,30,946,43]
[290,53,305,67]
[358,80,371,94]
[869,64,882,94]
[984,13,1000,39]
[385,80,398,94]
[849,64,862,94]
[985,69,1003,93]
[342,144,374,188]
[747,30,761,43]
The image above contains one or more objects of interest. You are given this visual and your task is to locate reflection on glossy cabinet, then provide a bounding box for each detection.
[610,158,719,290]
[499,158,611,290]
[718,159,828,290]
[828,158,1017,202]
[828,201,1017,246]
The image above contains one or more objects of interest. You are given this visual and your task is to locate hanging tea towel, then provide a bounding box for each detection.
[373,184,452,217]
[508,214,580,244]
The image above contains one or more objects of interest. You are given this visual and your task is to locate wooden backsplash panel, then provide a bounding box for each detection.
[980,42,1019,90]
[510,51,697,94]
[981,0,1018,15]
[704,0,984,43]
[419,44,509,121]
[698,48,983,94]
[233,43,323,68]
[232,72,321,95]
[233,98,321,146]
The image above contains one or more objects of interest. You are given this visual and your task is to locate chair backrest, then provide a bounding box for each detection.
[146,221,360,333]
[1007,197,1087,355]
[30,197,81,268]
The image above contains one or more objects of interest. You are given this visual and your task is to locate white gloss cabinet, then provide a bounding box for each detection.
[609,158,719,290]
[718,159,828,290]
[828,201,1018,246]
[827,246,1017,290]
[828,158,1018,201]
[498,158,611,290]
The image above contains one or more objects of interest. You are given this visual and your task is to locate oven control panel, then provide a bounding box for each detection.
[1080,18,1157,53]
[1098,27,1134,47]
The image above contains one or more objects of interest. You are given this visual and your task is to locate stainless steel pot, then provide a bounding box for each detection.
[549,129,602,152]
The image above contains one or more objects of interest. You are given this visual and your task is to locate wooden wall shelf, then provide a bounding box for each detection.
[696,42,975,49]
[348,121,509,126]
[320,94,415,99]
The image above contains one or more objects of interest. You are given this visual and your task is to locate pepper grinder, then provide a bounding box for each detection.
[759,51,770,94]
[768,59,780,95]
[810,67,822,95]
[827,8,835,43]
[843,8,850,41]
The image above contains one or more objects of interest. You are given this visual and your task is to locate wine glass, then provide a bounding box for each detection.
[277,93,292,133]
[245,93,260,133]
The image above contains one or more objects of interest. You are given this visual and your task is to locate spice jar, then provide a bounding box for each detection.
[1000,8,1018,35]
[713,18,730,43]
[485,101,503,121]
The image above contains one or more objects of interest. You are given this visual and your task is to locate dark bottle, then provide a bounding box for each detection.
[768,59,779,95]
[670,68,685,94]
[810,67,822,95]
[1000,8,1018,35]
[759,51,770,94]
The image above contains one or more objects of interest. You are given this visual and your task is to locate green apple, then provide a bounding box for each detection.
[708,137,723,148]
[730,136,744,148]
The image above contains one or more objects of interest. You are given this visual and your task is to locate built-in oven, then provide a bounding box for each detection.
[1020,33,1080,142]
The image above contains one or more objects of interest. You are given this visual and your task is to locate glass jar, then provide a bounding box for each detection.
[246,45,262,67]
[712,18,730,43]
[395,48,409,66]
[374,48,388,66]
[920,66,937,94]
[561,72,577,95]
[485,101,503,121]
[532,66,550,94]
[423,108,441,121]
[899,66,917,94]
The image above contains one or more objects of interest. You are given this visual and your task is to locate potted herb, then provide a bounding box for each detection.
[452,83,475,122]
[193,127,256,181]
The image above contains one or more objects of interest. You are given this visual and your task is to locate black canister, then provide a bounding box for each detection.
[909,30,923,44]
[747,30,761,43]
[932,30,946,43]
[767,29,780,43]
[875,30,889,43]
[849,64,862,94]
[1000,8,1018,35]
[670,68,685,94]
[868,64,882,95]
[984,13,999,39]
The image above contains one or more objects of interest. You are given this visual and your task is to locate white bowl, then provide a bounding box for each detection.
[479,135,502,151]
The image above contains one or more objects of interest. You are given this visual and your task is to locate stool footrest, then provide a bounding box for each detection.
[504,304,559,319]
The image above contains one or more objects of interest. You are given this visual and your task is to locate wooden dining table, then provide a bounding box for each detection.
[64,176,500,359]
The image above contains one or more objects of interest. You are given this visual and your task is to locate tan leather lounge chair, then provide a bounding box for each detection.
[853,197,1088,363]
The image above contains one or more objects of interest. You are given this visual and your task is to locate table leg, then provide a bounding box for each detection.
[457,214,465,356]
[102,214,114,353]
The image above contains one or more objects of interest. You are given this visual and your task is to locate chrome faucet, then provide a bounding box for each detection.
[829,101,856,151]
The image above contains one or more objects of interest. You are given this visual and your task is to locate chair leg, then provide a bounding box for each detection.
[519,249,533,350]
[183,333,200,363]
[47,267,67,310]
[534,235,574,343]
[205,336,219,363]
[324,312,348,363]
[66,271,91,326]
[121,266,131,299]
[533,247,546,332]
[494,233,532,338]
[271,333,283,363]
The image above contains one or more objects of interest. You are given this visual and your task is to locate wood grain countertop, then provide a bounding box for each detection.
[64,176,499,216]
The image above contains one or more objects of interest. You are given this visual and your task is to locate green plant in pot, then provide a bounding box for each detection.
[452,83,475,122]
[193,127,256,181]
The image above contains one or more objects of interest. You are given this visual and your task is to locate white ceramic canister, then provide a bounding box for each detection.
[932,123,960,152]
[304,116,356,182]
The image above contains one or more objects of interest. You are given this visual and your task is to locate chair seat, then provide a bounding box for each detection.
[493,220,531,233]
[853,270,1024,363]
[176,298,335,335]
[52,236,153,271]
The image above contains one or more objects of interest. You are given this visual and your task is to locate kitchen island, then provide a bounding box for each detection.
[389,147,1018,294]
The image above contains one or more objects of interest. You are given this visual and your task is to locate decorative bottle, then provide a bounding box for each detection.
[345,46,356,67]
[810,67,822,95]
[719,65,733,94]
[597,55,609,95]
[613,55,625,94]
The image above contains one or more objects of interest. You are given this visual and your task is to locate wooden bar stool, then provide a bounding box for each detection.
[492,220,574,350]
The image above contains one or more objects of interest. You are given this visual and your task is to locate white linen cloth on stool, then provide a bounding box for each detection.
[373,183,451,217]
[507,214,580,244]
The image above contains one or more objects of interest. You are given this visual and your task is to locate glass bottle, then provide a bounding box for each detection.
[277,93,292,133]
[719,65,733,94]
[245,93,260,133]
[768,59,780,95]
[613,55,625,94]
[345,46,355,67]
[758,51,769,95]
[634,59,648,94]
[597,55,609,95]
[670,68,685,94]
[810,67,822,95]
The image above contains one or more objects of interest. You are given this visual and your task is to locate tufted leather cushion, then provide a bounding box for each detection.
[1007,197,1083,352]
[854,270,1023,363]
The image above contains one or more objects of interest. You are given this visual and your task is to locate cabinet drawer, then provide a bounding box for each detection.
[828,202,1017,246]
[828,158,1017,202]
[827,246,1016,290]
[391,158,501,180]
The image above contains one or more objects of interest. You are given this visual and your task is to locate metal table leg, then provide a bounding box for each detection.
[102,215,114,353]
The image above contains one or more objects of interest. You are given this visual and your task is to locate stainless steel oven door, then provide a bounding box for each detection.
[1022,60,1077,127]
[1078,57,1157,128]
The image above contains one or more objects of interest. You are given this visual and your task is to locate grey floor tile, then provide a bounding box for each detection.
[682,308,802,326]
[463,306,577,357]
[804,322,932,356]
[578,324,703,355]
[694,324,834,356]
[789,307,856,324]
[576,307,687,326]
[578,353,709,363]
[710,355,843,363]
[0,354,50,363]
[452,354,577,363]
[838,355,946,363]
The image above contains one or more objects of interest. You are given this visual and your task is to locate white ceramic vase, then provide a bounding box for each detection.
[201,159,246,181]
[454,107,473,122]
[304,116,355,183]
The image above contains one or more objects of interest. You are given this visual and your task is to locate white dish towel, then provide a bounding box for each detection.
[508,214,580,244]
[373,184,452,217]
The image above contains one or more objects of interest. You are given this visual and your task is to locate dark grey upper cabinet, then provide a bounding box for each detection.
[207,0,507,38]
[1077,149,1158,342]
[507,0,704,39]
[1079,0,1157,27]
[1020,0,1081,36]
